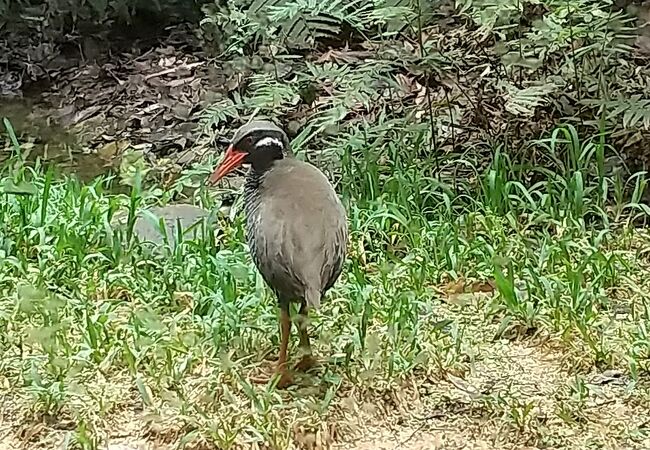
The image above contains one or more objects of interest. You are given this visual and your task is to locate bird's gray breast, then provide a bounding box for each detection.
[243,173,262,268]
[242,163,347,305]
[243,171,302,300]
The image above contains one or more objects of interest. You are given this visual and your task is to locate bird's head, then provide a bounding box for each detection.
[209,120,290,184]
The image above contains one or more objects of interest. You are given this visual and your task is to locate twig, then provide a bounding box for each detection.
[443,86,456,149]
[105,67,125,85]
[566,0,582,106]
[144,62,205,80]
[133,48,156,62]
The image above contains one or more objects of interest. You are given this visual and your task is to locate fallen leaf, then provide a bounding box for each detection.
[470,279,496,293]
[70,105,102,125]
[317,49,372,64]
[589,369,625,386]
[441,278,466,294]
[447,373,482,398]
[445,292,474,307]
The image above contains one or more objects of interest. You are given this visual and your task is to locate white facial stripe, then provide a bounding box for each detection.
[256,137,283,148]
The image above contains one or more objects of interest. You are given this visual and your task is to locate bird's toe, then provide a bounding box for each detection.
[249,367,293,389]
[274,370,293,389]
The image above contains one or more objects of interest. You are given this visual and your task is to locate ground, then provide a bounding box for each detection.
[2,276,650,449]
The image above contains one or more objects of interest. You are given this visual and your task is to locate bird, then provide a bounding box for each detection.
[208,120,348,388]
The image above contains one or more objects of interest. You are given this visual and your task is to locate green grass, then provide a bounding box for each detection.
[2,118,650,449]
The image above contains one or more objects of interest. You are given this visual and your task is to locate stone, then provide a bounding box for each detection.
[112,203,213,245]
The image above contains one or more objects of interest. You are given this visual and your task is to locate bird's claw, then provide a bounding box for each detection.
[274,370,293,389]
[249,363,293,389]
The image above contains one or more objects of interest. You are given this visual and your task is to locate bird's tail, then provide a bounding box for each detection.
[305,287,322,310]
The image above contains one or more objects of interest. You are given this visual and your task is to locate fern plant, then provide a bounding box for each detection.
[202,0,422,55]
[588,96,650,131]
[252,0,356,48]
[499,80,558,117]
[459,0,648,137]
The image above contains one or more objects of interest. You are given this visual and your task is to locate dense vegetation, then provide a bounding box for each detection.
[2,0,650,449]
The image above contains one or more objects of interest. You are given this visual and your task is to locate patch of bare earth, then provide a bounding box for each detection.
[2,337,649,449]
[3,280,650,450]
[333,340,649,450]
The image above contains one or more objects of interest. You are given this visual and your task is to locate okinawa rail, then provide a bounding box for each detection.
[209,120,348,388]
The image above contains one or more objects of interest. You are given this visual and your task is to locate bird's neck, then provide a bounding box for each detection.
[245,146,290,196]
[251,147,284,173]
[244,159,278,197]
[245,166,263,193]
[249,153,285,179]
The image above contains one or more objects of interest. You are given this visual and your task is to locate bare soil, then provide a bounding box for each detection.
[2,333,647,450]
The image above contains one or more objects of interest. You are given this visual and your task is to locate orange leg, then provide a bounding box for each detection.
[275,306,293,388]
[295,302,317,372]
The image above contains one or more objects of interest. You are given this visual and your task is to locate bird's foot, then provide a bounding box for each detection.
[273,369,293,389]
[249,362,293,389]
[294,355,317,372]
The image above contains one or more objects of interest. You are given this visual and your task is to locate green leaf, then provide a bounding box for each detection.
[1,179,37,195]
[135,377,154,407]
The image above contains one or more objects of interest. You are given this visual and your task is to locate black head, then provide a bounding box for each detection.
[209,120,290,183]
[232,120,290,161]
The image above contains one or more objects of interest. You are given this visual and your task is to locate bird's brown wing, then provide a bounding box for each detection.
[251,160,347,308]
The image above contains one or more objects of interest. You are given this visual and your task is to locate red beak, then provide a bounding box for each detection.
[209,144,248,184]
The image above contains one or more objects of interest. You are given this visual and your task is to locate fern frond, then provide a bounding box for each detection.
[245,0,417,48]
[590,96,650,130]
[499,81,557,117]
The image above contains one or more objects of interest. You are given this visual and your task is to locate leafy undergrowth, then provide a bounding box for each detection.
[2,121,650,450]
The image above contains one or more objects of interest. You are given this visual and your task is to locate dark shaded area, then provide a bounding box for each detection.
[2,0,650,207]
[0,0,208,86]
[0,1,218,183]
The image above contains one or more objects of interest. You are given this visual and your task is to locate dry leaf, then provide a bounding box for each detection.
[97,139,129,161]
[470,279,496,293]
[447,373,481,398]
[441,278,466,294]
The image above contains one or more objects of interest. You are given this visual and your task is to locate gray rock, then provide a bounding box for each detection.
[112,203,214,245]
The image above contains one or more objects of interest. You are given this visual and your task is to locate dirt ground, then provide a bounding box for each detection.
[1,336,646,450]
